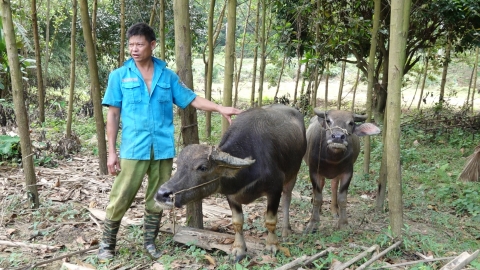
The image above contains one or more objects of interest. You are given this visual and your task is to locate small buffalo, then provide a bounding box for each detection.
[155,104,306,261]
[303,108,380,232]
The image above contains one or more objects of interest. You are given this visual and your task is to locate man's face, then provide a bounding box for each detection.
[128,35,155,63]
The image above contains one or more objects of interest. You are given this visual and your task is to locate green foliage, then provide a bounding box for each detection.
[0,135,20,162]
[436,183,480,218]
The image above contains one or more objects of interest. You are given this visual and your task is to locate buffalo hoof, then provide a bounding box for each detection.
[233,254,247,263]
[231,246,247,262]
[303,222,319,234]
[265,243,278,255]
[281,228,292,238]
[336,220,349,229]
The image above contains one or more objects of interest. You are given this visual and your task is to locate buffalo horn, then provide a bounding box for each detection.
[313,108,326,118]
[211,149,255,167]
[353,114,367,122]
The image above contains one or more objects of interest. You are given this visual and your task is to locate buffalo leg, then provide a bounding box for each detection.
[265,192,281,254]
[280,175,296,237]
[336,173,353,228]
[304,171,325,234]
[330,177,340,217]
[227,199,247,262]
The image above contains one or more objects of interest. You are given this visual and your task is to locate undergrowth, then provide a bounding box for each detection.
[1,104,480,269]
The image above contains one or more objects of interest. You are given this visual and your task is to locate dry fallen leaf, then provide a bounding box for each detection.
[278,246,291,257]
[204,254,216,266]
[329,259,342,270]
[221,238,234,244]
[259,255,277,264]
[152,263,165,270]
[62,262,95,270]
[88,201,97,208]
[75,236,86,244]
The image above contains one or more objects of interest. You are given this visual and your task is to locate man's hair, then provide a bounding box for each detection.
[126,22,156,42]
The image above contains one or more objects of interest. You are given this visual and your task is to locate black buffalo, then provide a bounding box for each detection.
[155,104,306,261]
[304,109,381,231]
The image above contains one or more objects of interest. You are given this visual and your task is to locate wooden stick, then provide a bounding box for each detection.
[11,246,98,270]
[369,256,457,269]
[89,213,102,230]
[302,247,336,266]
[440,250,480,270]
[334,245,379,270]
[274,247,335,270]
[62,262,95,270]
[274,255,308,270]
[356,240,403,270]
[0,240,60,251]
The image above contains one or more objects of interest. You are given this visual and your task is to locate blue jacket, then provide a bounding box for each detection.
[102,57,197,160]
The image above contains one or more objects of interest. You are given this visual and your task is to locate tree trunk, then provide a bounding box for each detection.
[91,0,97,48]
[274,54,287,99]
[43,0,50,90]
[324,62,330,109]
[257,0,266,107]
[439,35,451,105]
[159,0,166,60]
[234,0,253,107]
[373,33,389,123]
[300,59,309,97]
[1,0,39,208]
[222,0,235,132]
[118,0,125,66]
[149,0,157,26]
[311,0,321,109]
[385,0,411,237]
[204,0,215,138]
[66,0,77,138]
[337,60,346,109]
[417,52,429,110]
[79,0,108,175]
[31,0,45,123]
[203,1,225,137]
[375,127,387,212]
[293,13,302,105]
[351,69,360,112]
[173,0,202,228]
[466,60,474,108]
[312,67,324,108]
[471,47,479,113]
[250,4,260,107]
[364,0,380,175]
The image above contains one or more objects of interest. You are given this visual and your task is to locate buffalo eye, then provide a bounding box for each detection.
[348,121,354,127]
[326,119,332,125]
[197,164,208,172]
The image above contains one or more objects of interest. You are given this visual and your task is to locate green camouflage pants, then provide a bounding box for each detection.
[105,156,173,221]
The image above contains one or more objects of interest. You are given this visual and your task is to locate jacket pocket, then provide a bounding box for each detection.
[122,81,142,104]
[157,83,171,102]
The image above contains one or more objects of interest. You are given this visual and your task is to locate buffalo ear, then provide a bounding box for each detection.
[354,123,381,137]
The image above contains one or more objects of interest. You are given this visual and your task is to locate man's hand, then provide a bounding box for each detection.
[107,152,121,175]
[190,96,243,124]
[218,106,243,124]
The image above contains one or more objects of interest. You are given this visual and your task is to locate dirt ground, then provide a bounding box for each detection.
[0,153,391,270]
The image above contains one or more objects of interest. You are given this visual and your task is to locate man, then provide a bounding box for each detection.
[98,22,242,262]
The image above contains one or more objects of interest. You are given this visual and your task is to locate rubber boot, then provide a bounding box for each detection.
[143,211,163,259]
[97,219,121,262]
